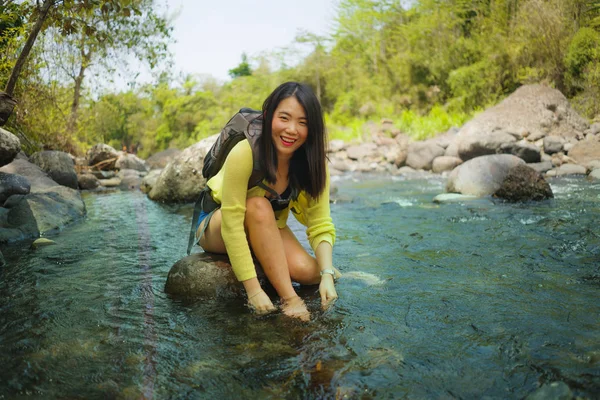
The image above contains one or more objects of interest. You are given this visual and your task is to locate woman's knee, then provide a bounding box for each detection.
[289,255,320,284]
[245,196,274,225]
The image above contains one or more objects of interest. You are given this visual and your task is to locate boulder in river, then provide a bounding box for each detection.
[140,169,162,194]
[146,148,181,170]
[432,156,463,173]
[29,150,78,189]
[0,159,86,242]
[405,141,445,170]
[115,153,148,172]
[149,135,216,203]
[77,173,100,190]
[0,172,30,204]
[87,144,119,170]
[446,154,525,196]
[494,164,553,202]
[165,252,267,299]
[0,127,21,167]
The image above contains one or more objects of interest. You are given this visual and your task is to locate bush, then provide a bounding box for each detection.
[565,27,600,88]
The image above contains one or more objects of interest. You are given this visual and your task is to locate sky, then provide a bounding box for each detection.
[164,0,339,82]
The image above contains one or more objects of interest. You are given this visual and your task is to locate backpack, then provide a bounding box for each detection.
[202,108,263,182]
[187,108,266,255]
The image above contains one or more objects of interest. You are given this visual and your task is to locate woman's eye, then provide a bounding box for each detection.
[299,121,307,126]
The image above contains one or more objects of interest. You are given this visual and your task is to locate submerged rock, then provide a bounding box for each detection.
[31,238,57,249]
[165,252,266,299]
[525,381,572,400]
[433,193,480,203]
[494,165,553,202]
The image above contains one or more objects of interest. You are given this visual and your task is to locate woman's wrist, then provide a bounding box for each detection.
[319,268,336,280]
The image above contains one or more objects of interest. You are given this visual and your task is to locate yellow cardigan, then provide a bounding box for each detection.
[206,139,336,281]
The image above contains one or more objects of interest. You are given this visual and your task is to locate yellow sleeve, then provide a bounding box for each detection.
[219,140,257,281]
[295,169,336,252]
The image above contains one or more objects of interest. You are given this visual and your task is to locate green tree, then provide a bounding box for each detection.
[228,53,252,78]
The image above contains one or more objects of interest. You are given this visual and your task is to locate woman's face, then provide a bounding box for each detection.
[271,96,308,159]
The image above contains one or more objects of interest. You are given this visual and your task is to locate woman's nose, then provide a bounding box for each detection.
[286,123,298,135]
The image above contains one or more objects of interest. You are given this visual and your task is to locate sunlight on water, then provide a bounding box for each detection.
[1,176,599,398]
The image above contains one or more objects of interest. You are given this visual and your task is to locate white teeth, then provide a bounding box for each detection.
[281,137,296,144]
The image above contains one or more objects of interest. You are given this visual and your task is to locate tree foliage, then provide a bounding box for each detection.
[1,0,599,156]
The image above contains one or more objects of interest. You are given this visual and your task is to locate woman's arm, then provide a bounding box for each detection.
[315,241,338,308]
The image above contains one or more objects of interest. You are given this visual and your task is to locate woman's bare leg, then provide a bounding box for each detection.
[197,209,226,254]
[244,197,297,299]
[245,197,309,320]
[279,226,321,285]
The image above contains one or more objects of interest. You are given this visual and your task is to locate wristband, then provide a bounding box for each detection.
[247,290,263,300]
[320,269,336,279]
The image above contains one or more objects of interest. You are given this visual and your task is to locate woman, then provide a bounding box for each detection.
[195,82,339,320]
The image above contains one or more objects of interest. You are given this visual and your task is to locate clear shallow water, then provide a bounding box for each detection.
[1,176,599,399]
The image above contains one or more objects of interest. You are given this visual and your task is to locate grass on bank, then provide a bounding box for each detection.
[326,106,473,143]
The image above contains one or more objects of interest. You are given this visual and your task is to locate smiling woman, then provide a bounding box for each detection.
[193,82,340,321]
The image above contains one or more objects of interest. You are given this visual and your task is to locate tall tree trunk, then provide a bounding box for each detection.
[4,0,54,97]
[66,49,90,136]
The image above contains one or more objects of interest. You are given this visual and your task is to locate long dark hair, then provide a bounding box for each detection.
[259,82,327,199]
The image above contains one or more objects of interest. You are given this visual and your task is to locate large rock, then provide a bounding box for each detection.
[446,154,525,196]
[0,172,30,204]
[29,150,78,189]
[452,85,589,161]
[87,144,119,170]
[494,165,553,202]
[432,156,463,173]
[77,173,100,190]
[0,158,57,190]
[457,130,517,161]
[165,252,265,299]
[146,148,181,170]
[346,143,378,160]
[115,153,148,172]
[0,159,86,242]
[406,141,446,170]
[543,136,565,154]
[498,140,541,163]
[140,169,162,194]
[546,164,588,177]
[567,139,600,168]
[3,186,86,240]
[149,135,217,203]
[0,127,21,167]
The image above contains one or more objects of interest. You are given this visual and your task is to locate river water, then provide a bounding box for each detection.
[0,174,599,399]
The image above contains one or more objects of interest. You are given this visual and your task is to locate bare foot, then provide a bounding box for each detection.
[281,295,310,321]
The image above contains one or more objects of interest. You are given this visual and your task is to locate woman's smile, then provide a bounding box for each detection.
[271,96,308,157]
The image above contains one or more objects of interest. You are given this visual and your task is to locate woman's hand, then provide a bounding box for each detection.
[281,295,310,321]
[247,290,276,315]
[319,274,338,309]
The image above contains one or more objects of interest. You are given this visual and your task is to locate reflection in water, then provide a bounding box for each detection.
[0,175,599,398]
